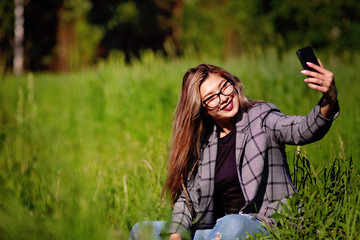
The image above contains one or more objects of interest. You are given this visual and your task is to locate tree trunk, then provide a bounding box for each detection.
[159,0,184,57]
[13,0,24,76]
[169,0,184,56]
[51,4,76,72]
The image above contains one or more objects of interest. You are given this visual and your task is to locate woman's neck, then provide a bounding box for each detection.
[216,119,235,138]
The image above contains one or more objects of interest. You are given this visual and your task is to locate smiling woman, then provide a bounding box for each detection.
[199,74,241,138]
[129,63,339,240]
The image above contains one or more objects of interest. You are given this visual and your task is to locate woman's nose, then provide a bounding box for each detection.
[219,94,228,104]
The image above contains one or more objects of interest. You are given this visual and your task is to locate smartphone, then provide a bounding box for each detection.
[296,46,320,73]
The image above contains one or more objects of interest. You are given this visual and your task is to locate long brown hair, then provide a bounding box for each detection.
[162,64,255,203]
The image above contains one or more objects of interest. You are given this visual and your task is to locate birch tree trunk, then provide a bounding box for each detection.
[13,0,24,76]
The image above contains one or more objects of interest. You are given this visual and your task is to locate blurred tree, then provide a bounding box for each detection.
[13,0,24,75]
[24,0,63,71]
[221,0,274,57]
[52,0,103,71]
[0,0,15,73]
[1,0,359,72]
[157,0,184,57]
[25,0,102,72]
[269,0,360,54]
[87,0,183,62]
[181,0,360,58]
[0,0,63,72]
[181,0,274,58]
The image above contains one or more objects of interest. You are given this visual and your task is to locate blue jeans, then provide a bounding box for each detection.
[129,214,269,240]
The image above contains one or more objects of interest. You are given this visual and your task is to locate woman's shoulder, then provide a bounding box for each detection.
[236,101,281,128]
[246,101,281,116]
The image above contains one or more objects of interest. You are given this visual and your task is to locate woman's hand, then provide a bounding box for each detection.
[169,233,182,240]
[301,60,338,117]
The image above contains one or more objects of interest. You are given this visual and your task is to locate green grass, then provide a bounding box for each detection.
[0,50,359,239]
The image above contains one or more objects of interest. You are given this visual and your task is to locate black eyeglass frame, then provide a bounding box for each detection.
[202,79,236,109]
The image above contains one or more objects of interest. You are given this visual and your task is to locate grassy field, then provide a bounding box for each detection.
[0,50,359,239]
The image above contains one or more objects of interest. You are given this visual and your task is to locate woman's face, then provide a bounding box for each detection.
[200,73,240,126]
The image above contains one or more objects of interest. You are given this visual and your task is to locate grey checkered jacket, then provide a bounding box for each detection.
[167,100,339,235]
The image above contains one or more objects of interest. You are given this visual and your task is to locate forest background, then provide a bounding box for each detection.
[1,0,360,73]
[1,0,360,239]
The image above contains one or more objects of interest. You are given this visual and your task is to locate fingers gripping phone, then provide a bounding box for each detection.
[296,46,320,73]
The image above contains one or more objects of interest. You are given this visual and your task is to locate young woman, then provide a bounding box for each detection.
[130,61,339,240]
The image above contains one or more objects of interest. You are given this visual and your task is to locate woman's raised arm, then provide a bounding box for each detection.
[301,59,338,118]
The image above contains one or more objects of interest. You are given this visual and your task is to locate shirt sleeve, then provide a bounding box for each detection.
[262,98,340,145]
[166,167,201,236]
[166,191,194,235]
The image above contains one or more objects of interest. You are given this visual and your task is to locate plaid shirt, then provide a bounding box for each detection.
[168,100,339,235]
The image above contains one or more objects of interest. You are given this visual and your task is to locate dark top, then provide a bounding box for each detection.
[214,128,245,218]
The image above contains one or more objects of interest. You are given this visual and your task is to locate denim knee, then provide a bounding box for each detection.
[211,214,266,239]
[216,214,248,233]
[129,221,167,240]
[129,222,142,240]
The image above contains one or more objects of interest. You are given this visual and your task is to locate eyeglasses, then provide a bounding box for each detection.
[202,80,235,109]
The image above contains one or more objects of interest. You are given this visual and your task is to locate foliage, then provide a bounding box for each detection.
[182,0,360,58]
[0,0,14,73]
[58,0,104,71]
[87,0,177,62]
[181,0,275,58]
[269,152,360,239]
[269,0,360,55]
[24,0,64,70]
[2,0,360,72]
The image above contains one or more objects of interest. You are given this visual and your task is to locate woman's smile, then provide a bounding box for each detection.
[221,99,233,111]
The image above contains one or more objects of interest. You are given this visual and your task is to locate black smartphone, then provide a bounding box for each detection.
[296,46,320,72]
